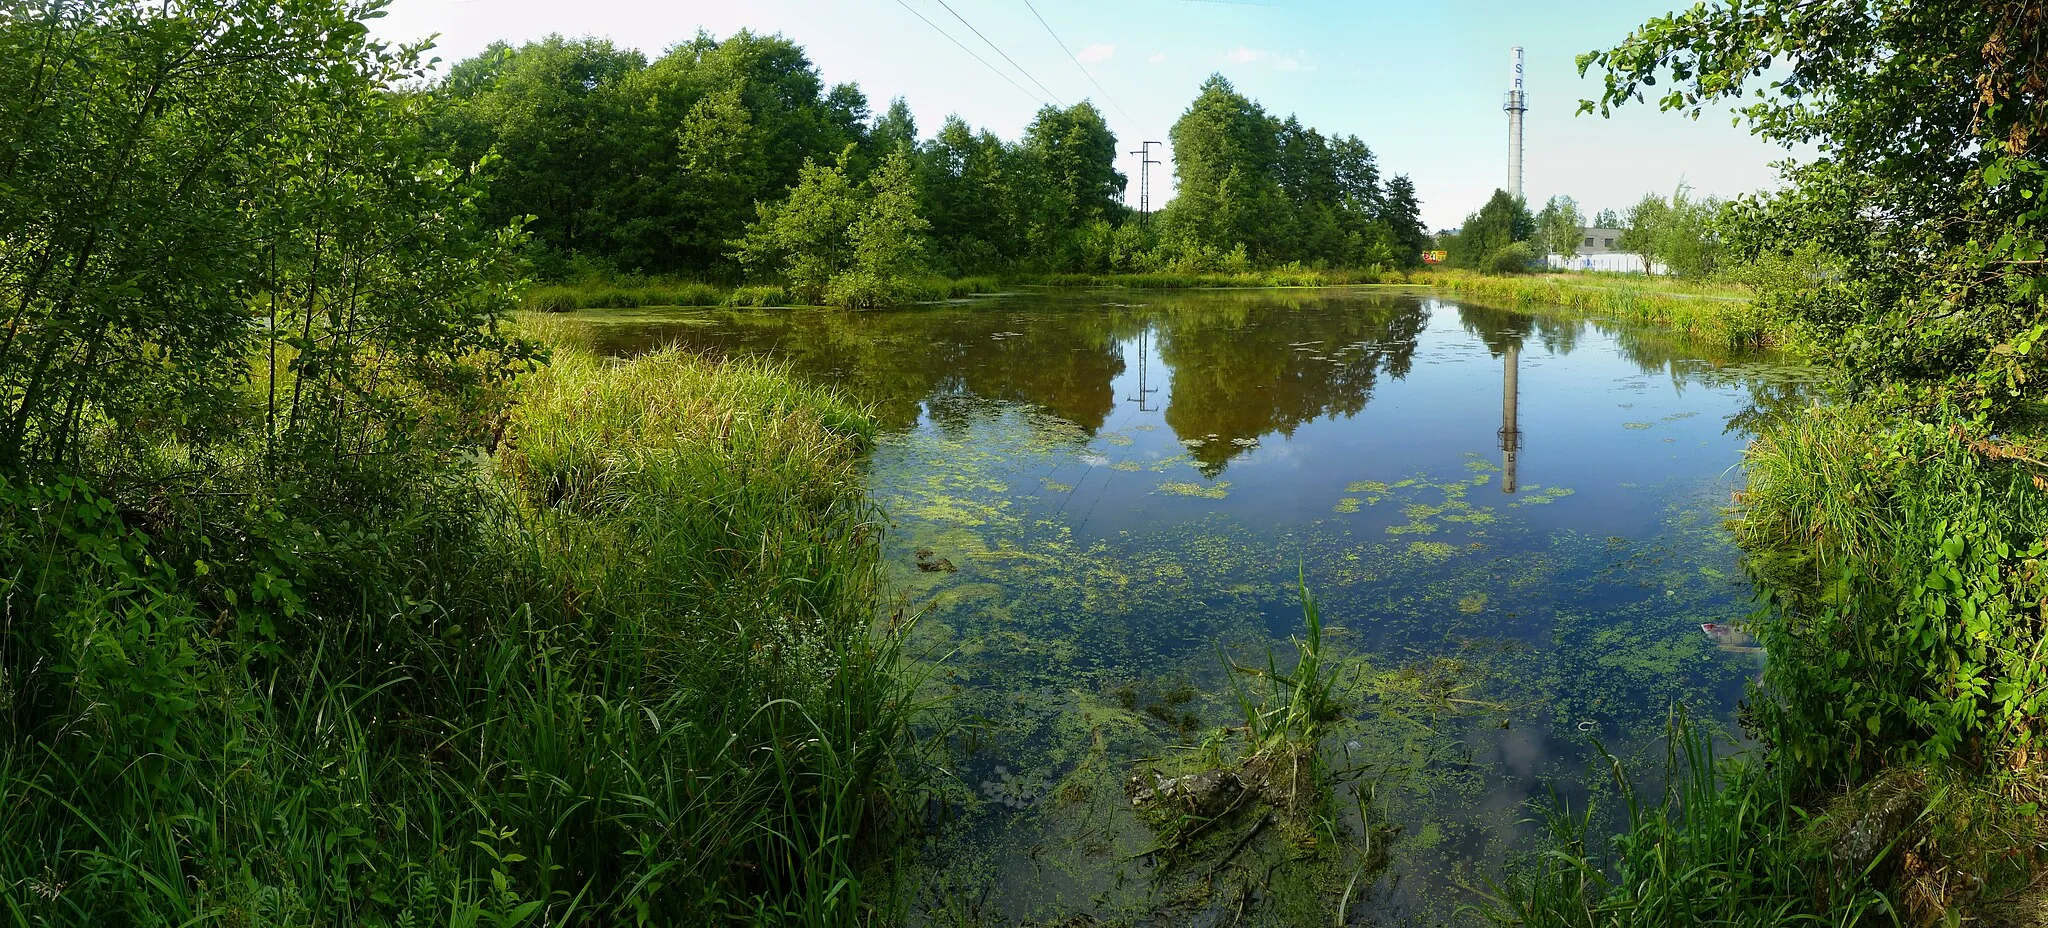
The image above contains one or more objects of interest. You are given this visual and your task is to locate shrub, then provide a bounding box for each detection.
[1485,242,1538,275]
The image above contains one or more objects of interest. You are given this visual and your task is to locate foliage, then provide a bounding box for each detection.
[1615,186,1726,278]
[1160,75,1418,269]
[1581,0,2048,420]
[430,30,869,275]
[1446,189,1536,270]
[1486,241,1540,275]
[0,0,532,478]
[732,146,932,307]
[1506,4,2048,924]
[1488,713,1894,928]
[0,2,915,923]
[1739,405,2048,780]
[1414,269,1779,347]
[1538,195,1587,259]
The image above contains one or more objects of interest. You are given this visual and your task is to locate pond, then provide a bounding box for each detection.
[567,287,1820,926]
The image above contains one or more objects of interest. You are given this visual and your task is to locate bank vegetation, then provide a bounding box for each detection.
[0,2,911,923]
[1489,2,2048,925]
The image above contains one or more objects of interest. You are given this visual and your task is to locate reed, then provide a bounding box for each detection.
[0,336,914,924]
[1413,269,1785,350]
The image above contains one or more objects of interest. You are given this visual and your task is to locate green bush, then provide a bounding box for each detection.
[1485,241,1538,275]
[1740,404,2048,781]
[724,283,791,306]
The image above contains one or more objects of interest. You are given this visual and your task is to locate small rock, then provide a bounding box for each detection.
[1127,769,1244,818]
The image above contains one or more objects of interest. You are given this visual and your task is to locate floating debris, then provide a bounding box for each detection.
[1701,622,1762,653]
[913,547,958,572]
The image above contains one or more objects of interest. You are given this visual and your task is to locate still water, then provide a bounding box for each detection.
[571,288,1817,926]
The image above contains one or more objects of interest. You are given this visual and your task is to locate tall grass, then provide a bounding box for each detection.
[1413,269,1785,350]
[522,274,1000,311]
[1024,266,1390,289]
[1495,402,2048,926]
[0,339,915,923]
[1488,714,1895,928]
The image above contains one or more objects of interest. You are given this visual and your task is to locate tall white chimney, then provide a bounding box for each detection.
[1504,46,1526,201]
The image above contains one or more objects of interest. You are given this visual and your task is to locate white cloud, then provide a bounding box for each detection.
[1226,47,1267,64]
[1075,42,1115,64]
[1274,54,1312,72]
[1147,52,1166,65]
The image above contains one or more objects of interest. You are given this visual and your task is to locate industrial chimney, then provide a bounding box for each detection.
[1503,46,1526,200]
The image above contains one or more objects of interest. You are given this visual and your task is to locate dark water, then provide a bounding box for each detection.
[568,288,1819,926]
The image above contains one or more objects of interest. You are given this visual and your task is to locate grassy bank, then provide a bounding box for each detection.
[1412,269,1787,350]
[1495,402,2048,925]
[522,275,1002,311]
[521,267,1417,311]
[1019,266,1397,289]
[0,329,913,923]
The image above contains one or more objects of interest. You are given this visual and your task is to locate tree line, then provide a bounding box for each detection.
[423,33,1429,302]
[1439,184,1731,278]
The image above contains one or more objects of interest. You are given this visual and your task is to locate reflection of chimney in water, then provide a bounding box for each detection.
[1499,342,1521,493]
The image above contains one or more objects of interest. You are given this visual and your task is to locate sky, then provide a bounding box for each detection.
[372,0,1797,231]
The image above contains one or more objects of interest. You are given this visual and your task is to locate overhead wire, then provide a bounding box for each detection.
[889,0,1048,105]
[927,0,1066,106]
[1019,0,1140,126]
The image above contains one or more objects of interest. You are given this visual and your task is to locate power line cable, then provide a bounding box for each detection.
[1019,0,1140,126]
[890,0,1047,105]
[928,0,1066,106]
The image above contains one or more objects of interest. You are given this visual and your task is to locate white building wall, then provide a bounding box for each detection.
[1546,252,1670,275]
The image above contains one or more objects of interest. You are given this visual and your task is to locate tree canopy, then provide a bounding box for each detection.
[1582,0,2047,415]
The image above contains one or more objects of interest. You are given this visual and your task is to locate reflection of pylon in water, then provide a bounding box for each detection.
[1126,327,1159,412]
[1498,342,1521,494]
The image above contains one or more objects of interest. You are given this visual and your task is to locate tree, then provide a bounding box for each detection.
[0,0,531,475]
[1448,190,1534,271]
[731,146,931,306]
[918,117,1020,273]
[1382,176,1429,268]
[870,97,916,153]
[1615,187,1724,277]
[731,150,863,302]
[830,148,933,307]
[427,36,644,262]
[1537,195,1586,259]
[1163,75,1287,262]
[1593,207,1621,229]
[1582,0,2046,410]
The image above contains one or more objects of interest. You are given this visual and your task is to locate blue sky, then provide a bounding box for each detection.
[376,0,1795,230]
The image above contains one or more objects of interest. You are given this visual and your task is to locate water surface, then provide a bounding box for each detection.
[572,288,1816,926]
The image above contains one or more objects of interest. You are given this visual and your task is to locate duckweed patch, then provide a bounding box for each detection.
[1158,480,1232,499]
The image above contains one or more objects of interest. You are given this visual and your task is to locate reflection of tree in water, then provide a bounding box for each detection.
[1447,297,1831,444]
[1453,300,1583,357]
[582,306,1142,433]
[1156,294,1426,476]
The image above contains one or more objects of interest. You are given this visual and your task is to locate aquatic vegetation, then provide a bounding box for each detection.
[1334,497,1363,513]
[628,290,1799,923]
[1507,485,1577,506]
[1407,541,1457,562]
[1158,480,1232,499]
[1624,421,1656,429]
